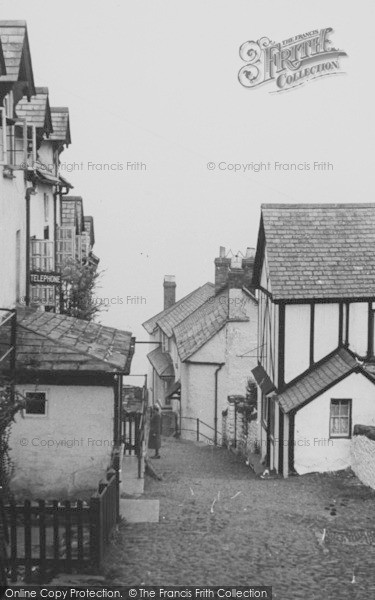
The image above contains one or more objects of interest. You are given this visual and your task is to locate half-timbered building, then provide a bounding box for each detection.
[252,203,375,476]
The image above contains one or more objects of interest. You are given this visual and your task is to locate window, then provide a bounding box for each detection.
[24,392,47,416]
[44,226,49,240]
[56,227,75,268]
[330,399,351,438]
[30,240,54,271]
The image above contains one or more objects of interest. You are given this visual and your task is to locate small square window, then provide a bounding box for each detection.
[330,399,351,438]
[24,392,47,416]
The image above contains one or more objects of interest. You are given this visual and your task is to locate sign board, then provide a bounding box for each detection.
[30,272,61,286]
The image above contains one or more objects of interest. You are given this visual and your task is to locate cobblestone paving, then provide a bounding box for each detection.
[104,437,375,599]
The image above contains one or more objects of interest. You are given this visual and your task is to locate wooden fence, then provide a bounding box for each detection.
[3,460,120,583]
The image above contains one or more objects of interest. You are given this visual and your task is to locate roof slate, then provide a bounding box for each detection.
[143,283,214,336]
[50,107,71,144]
[174,290,230,361]
[12,308,134,373]
[0,22,26,82]
[275,348,362,413]
[16,87,53,134]
[258,203,375,300]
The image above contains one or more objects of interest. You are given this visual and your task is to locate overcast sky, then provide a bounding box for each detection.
[2,1,374,382]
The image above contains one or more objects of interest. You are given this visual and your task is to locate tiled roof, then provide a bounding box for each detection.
[143,283,214,336]
[276,348,361,413]
[0,21,27,81]
[257,203,375,300]
[16,87,53,135]
[174,290,230,361]
[12,308,134,373]
[147,347,174,379]
[50,107,71,144]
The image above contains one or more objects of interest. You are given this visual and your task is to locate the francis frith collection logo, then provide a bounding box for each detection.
[238,28,347,92]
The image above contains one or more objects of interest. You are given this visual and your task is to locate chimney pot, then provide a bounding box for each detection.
[219,246,226,258]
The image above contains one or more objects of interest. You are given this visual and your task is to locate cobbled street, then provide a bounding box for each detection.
[104,437,375,599]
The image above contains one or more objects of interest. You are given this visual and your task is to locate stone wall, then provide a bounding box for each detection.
[222,395,258,460]
[351,424,375,490]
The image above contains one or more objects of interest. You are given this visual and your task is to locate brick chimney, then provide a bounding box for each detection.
[214,247,231,294]
[242,247,255,292]
[163,275,176,309]
[214,247,256,294]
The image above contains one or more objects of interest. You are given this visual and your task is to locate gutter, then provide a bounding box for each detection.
[185,360,225,445]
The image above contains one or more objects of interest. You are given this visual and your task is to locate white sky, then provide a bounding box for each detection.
[1,1,374,382]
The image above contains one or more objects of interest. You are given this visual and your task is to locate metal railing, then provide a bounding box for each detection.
[179,416,223,446]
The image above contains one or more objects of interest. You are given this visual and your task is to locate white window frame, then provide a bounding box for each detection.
[329,398,352,439]
[23,389,49,418]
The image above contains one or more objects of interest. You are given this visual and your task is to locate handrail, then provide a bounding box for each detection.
[180,416,217,433]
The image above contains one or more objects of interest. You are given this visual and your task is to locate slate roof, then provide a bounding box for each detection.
[255,203,375,300]
[11,308,135,373]
[0,21,35,99]
[147,347,174,379]
[0,21,29,81]
[50,107,71,144]
[174,289,245,361]
[143,283,214,336]
[16,87,53,135]
[274,348,365,413]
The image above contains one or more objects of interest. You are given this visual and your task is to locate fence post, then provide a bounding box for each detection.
[112,453,120,520]
[196,419,200,442]
[89,496,101,570]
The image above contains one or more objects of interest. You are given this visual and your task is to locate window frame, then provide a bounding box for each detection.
[23,390,49,418]
[329,398,352,439]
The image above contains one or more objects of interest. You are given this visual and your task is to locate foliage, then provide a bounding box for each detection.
[0,386,25,498]
[245,378,258,421]
[60,258,104,321]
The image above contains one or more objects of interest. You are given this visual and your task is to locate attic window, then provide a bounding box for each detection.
[24,392,47,416]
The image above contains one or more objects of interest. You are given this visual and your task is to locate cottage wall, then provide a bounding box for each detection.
[0,172,27,307]
[10,384,114,499]
[294,372,375,474]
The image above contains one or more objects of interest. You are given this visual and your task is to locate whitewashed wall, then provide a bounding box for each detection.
[294,372,375,474]
[349,302,368,357]
[314,303,339,362]
[284,304,310,383]
[0,172,27,307]
[10,384,114,499]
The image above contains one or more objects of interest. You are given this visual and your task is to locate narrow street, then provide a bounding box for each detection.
[104,437,375,599]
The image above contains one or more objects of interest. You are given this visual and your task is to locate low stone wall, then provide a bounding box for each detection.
[351,424,375,490]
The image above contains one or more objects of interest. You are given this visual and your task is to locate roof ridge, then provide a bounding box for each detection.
[261,203,375,209]
[142,282,214,332]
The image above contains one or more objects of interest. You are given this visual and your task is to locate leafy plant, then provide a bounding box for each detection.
[60,258,104,321]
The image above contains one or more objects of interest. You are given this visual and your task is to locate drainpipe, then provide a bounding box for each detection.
[186,360,225,445]
[25,186,37,307]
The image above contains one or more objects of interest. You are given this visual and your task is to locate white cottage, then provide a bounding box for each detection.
[143,248,258,443]
[5,308,134,499]
[252,203,375,476]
